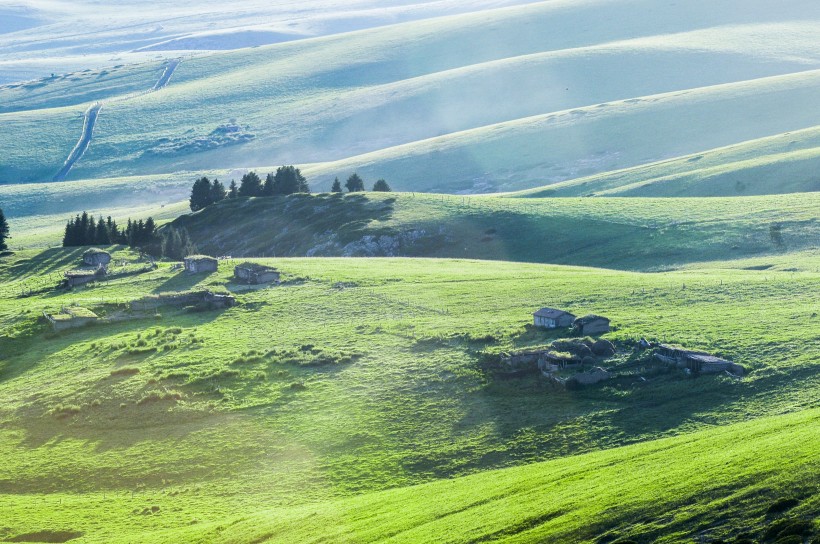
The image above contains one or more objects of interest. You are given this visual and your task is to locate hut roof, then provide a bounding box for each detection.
[185,255,218,263]
[83,248,109,256]
[64,269,96,278]
[534,308,574,319]
[235,262,277,272]
[573,314,610,325]
[65,307,98,319]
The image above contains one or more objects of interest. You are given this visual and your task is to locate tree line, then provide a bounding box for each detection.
[62,211,197,260]
[189,167,391,212]
[332,173,391,193]
[189,166,310,211]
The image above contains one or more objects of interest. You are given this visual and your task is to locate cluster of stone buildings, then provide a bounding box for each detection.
[182,256,280,285]
[533,308,611,336]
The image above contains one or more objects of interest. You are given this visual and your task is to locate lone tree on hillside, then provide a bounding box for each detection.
[331,177,342,193]
[0,208,9,251]
[345,173,365,193]
[238,171,263,197]
[190,176,213,211]
[372,179,391,192]
[228,180,238,198]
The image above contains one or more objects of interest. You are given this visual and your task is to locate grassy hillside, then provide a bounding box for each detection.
[168,191,820,270]
[137,408,820,544]
[2,0,819,185]
[0,251,818,542]
[508,125,820,198]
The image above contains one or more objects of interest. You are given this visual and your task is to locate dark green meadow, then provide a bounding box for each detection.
[0,247,817,542]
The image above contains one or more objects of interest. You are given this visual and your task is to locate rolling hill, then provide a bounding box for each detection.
[1,0,819,189]
[165,191,820,271]
[1,1,819,542]
[0,252,818,542]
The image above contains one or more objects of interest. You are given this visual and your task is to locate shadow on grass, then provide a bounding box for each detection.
[151,270,215,294]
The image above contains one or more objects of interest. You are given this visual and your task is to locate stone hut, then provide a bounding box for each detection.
[64,265,106,288]
[44,307,99,331]
[533,308,575,329]
[654,344,744,375]
[573,314,610,336]
[566,367,611,387]
[184,255,219,274]
[234,262,280,285]
[82,248,111,267]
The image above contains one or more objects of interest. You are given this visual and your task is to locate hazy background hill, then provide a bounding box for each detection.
[1,0,818,195]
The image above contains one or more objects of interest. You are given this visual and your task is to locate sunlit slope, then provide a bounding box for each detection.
[2,0,819,184]
[301,70,820,193]
[136,408,820,544]
[0,61,169,114]
[169,192,820,270]
[1,254,818,542]
[507,125,820,197]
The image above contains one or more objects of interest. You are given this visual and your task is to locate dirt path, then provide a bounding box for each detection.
[53,102,103,182]
[52,58,181,182]
[153,58,180,91]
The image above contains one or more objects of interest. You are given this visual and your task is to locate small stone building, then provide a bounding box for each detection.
[234,262,280,285]
[64,265,106,288]
[533,308,576,329]
[184,255,219,274]
[567,367,611,387]
[82,248,111,267]
[654,344,744,375]
[44,307,99,331]
[573,314,611,336]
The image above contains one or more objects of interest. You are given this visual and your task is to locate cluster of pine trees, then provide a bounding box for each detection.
[188,168,392,213]
[189,166,310,211]
[62,212,157,248]
[331,173,391,193]
[0,207,9,252]
[62,211,197,260]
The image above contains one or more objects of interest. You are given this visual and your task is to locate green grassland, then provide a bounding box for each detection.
[168,191,820,271]
[508,125,820,198]
[2,1,819,186]
[138,407,820,544]
[0,248,818,542]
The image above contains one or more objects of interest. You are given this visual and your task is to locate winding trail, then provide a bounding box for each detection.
[52,58,181,182]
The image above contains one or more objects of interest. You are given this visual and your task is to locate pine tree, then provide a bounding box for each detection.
[190,176,213,211]
[345,173,365,193]
[228,180,238,198]
[238,171,263,197]
[87,215,96,245]
[372,179,392,192]
[331,177,342,193]
[262,173,275,196]
[95,216,110,244]
[62,220,72,248]
[210,178,227,203]
[79,212,90,245]
[0,208,10,251]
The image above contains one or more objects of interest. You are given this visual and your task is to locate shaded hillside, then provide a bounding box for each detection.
[168,192,820,270]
